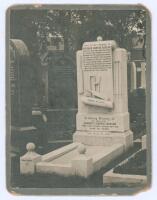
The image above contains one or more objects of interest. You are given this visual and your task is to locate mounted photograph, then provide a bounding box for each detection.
[6,4,151,195]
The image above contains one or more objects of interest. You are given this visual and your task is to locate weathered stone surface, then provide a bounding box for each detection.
[10,39,33,127]
[73,130,133,149]
[72,155,93,177]
[42,143,79,162]
[20,143,41,174]
[74,40,133,149]
[36,162,73,176]
[10,39,40,153]
[76,112,130,132]
[103,169,147,186]
[35,143,124,177]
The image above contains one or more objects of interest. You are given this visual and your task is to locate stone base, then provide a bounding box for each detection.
[73,130,133,150]
[35,143,124,177]
[103,169,147,186]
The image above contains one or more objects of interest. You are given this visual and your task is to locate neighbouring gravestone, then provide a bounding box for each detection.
[131,33,145,61]
[73,39,133,148]
[129,62,137,92]
[10,39,38,153]
[46,54,77,141]
[20,38,133,177]
[129,32,146,91]
[36,34,77,141]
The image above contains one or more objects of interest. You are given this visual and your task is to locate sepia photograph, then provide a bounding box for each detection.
[6,4,151,195]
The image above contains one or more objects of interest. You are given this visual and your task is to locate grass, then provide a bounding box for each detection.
[113,149,146,176]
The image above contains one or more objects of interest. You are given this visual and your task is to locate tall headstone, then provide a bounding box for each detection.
[10,39,38,152]
[73,39,133,149]
[46,54,77,141]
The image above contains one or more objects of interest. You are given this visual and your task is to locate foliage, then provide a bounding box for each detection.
[10,9,146,58]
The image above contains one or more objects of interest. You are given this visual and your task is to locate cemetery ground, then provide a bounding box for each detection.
[11,140,142,188]
[10,89,146,188]
[8,8,148,191]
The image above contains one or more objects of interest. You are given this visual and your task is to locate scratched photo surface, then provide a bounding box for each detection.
[6,5,151,195]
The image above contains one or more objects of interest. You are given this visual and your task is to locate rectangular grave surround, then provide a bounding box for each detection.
[36,142,124,177]
[20,40,133,178]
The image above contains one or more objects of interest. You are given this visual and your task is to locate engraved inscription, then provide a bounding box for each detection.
[80,116,120,131]
[10,53,17,96]
[82,42,112,71]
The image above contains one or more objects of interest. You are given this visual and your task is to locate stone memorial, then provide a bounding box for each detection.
[129,61,146,92]
[37,34,77,141]
[73,39,133,147]
[130,62,137,92]
[10,39,38,153]
[20,38,133,177]
[129,32,146,91]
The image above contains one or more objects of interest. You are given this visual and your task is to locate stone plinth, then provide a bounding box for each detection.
[20,143,41,174]
[73,130,133,150]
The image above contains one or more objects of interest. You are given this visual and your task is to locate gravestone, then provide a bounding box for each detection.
[131,33,145,62]
[36,34,77,141]
[130,62,137,92]
[10,39,38,153]
[129,32,146,91]
[46,54,77,141]
[20,38,133,177]
[73,39,133,148]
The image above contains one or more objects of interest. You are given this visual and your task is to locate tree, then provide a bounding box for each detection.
[10,8,146,108]
[10,8,146,58]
